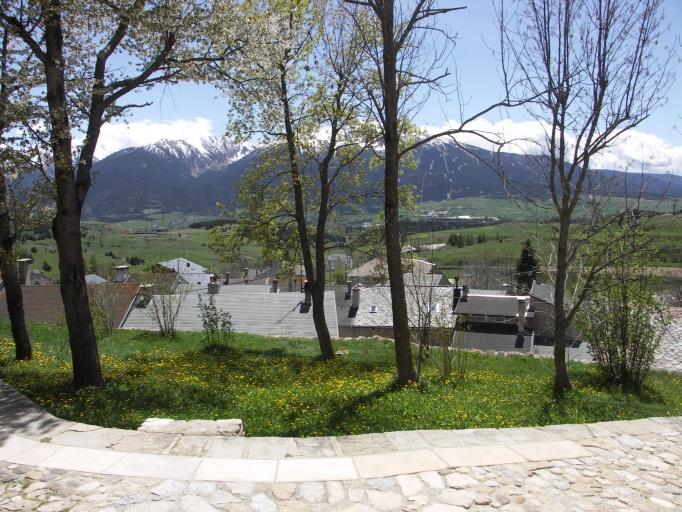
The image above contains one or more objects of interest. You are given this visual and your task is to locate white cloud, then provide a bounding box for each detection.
[422,118,682,175]
[85,117,216,159]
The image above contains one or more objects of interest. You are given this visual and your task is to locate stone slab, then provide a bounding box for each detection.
[204,436,249,459]
[111,432,178,454]
[41,446,125,473]
[353,449,447,478]
[50,427,130,449]
[510,441,592,462]
[5,442,63,465]
[276,457,357,482]
[334,433,395,456]
[385,430,432,451]
[435,445,526,467]
[195,458,277,482]
[0,434,37,460]
[104,452,200,480]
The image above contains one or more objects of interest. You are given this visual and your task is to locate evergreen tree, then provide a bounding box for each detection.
[516,239,539,292]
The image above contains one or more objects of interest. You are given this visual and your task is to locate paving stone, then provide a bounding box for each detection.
[150,480,187,497]
[438,489,476,508]
[179,495,218,512]
[396,474,424,496]
[296,481,326,503]
[366,490,402,510]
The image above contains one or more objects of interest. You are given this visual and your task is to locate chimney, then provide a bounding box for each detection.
[17,258,32,286]
[461,285,469,302]
[351,286,360,308]
[208,282,220,294]
[114,265,129,283]
[452,286,461,311]
[244,267,249,284]
[271,278,279,293]
[517,299,526,333]
[224,272,230,285]
[346,280,352,300]
[303,281,311,305]
[139,283,153,304]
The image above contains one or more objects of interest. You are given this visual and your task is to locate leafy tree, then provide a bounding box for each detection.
[576,216,664,391]
[515,239,539,292]
[0,5,52,360]
[41,261,51,272]
[499,0,674,396]
[211,0,372,360]
[2,0,233,387]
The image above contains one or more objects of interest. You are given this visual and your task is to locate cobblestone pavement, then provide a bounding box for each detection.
[2,416,682,511]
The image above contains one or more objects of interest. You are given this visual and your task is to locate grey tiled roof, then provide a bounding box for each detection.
[654,308,682,373]
[184,284,273,294]
[530,280,554,304]
[454,295,528,317]
[122,291,339,338]
[338,285,456,328]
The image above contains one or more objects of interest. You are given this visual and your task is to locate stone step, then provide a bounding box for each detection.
[138,418,244,436]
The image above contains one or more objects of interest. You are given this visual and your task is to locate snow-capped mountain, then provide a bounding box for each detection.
[123,137,255,177]
[83,137,682,221]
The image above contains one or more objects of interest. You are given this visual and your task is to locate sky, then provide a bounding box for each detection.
[93,0,682,174]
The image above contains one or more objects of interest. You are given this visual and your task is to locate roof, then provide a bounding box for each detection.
[654,307,682,373]
[530,280,554,304]
[454,294,528,318]
[338,285,456,328]
[85,274,108,285]
[349,257,435,279]
[122,291,339,338]
[184,284,272,294]
[255,264,306,280]
[159,258,208,274]
[0,283,140,327]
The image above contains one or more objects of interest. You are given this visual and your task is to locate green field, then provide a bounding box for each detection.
[19,198,682,281]
[1,322,681,436]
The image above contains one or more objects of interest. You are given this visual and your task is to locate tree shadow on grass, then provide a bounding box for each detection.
[323,383,400,434]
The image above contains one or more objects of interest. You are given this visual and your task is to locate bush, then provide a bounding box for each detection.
[41,261,52,272]
[126,256,145,266]
[198,295,233,347]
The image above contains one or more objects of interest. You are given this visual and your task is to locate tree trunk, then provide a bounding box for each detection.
[382,0,415,385]
[552,212,572,397]
[0,256,32,360]
[43,3,103,387]
[279,64,334,360]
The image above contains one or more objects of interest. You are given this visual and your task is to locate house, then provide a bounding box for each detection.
[349,257,438,285]
[327,254,353,273]
[0,283,140,327]
[159,258,208,274]
[529,280,581,342]
[85,274,108,285]
[0,259,54,290]
[337,281,538,353]
[122,289,339,338]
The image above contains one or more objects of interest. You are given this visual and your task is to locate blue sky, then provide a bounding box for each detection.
[95,0,682,173]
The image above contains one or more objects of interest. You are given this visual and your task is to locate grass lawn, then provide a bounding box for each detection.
[1,322,681,437]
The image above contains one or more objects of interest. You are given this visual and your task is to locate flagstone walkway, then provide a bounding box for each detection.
[1,380,681,511]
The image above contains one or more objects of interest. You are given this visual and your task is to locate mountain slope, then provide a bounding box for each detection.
[83,137,682,220]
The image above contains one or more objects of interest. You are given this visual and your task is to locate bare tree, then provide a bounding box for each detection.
[343,0,527,384]
[498,0,674,396]
[2,0,235,387]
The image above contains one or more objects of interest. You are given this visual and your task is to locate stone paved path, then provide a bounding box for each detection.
[2,381,682,511]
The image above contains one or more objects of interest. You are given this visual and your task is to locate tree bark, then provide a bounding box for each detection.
[0,178,31,360]
[552,211,572,397]
[381,0,415,385]
[43,3,103,387]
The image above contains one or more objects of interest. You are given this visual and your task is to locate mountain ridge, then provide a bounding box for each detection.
[83,137,682,220]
